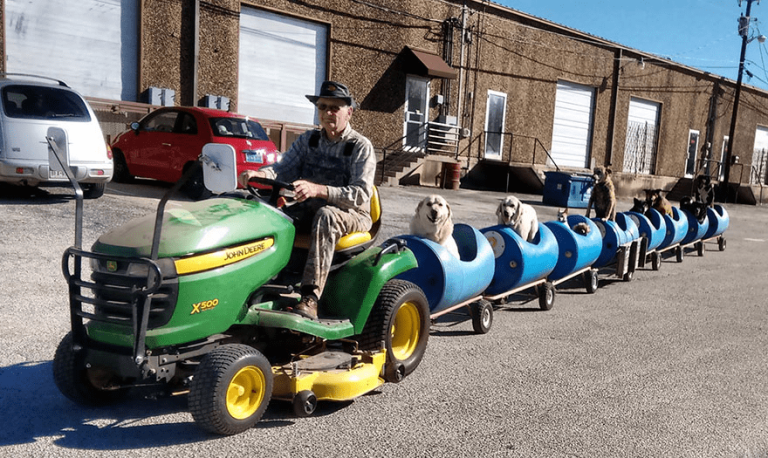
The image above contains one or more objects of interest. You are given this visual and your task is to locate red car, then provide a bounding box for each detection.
[111,106,280,199]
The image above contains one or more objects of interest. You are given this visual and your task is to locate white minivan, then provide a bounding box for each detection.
[0,74,113,198]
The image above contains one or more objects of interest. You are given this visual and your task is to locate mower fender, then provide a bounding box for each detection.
[322,243,417,334]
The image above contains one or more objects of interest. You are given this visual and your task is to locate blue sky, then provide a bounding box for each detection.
[497,0,768,91]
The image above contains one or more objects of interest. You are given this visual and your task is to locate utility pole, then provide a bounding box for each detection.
[723,0,761,201]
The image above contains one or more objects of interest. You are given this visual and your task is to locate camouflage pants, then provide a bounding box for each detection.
[285,199,372,298]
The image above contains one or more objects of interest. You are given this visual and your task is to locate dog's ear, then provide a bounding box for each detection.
[496,201,503,216]
[445,200,452,218]
[415,199,424,215]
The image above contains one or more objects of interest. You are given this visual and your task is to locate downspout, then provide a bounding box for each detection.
[605,47,621,167]
[456,2,467,129]
[192,0,200,106]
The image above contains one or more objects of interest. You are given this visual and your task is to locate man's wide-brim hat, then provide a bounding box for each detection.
[306,81,356,107]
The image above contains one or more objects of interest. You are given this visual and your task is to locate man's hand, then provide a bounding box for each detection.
[238,170,266,188]
[293,180,328,202]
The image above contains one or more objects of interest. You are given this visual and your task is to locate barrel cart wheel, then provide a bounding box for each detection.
[675,246,683,263]
[651,252,661,271]
[471,299,493,334]
[538,282,556,311]
[696,241,704,257]
[584,269,599,294]
[718,236,726,251]
[622,268,634,282]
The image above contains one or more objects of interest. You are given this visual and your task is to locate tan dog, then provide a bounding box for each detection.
[586,166,616,221]
[410,195,460,258]
[645,189,673,216]
[497,195,539,242]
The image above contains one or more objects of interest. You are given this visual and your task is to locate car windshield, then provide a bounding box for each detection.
[2,84,91,121]
[210,117,270,140]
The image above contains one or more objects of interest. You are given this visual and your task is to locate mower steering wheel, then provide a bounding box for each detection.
[247,176,295,207]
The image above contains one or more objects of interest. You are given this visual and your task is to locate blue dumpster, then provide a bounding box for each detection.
[542,172,593,208]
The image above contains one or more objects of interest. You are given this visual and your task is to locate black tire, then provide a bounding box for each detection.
[292,390,317,418]
[719,237,726,251]
[82,182,106,199]
[189,344,273,436]
[538,282,555,311]
[676,246,683,262]
[584,269,599,294]
[622,268,634,282]
[696,241,704,256]
[651,252,661,271]
[183,165,212,201]
[355,279,429,376]
[111,149,133,183]
[53,332,128,406]
[471,300,493,334]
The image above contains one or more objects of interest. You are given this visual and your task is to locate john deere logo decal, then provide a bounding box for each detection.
[106,260,118,272]
[174,237,274,275]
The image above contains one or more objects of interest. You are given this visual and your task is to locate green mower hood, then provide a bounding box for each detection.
[92,197,295,258]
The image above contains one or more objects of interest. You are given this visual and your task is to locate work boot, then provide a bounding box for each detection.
[292,295,318,320]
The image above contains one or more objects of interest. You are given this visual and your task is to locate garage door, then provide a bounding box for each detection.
[623,97,660,174]
[239,7,327,125]
[5,0,138,100]
[550,81,595,169]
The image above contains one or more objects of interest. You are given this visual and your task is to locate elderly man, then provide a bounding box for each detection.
[238,81,376,320]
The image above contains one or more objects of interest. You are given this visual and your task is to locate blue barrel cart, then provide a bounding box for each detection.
[590,213,641,281]
[480,223,559,311]
[543,215,602,295]
[657,206,690,263]
[625,208,666,271]
[700,205,730,252]
[679,206,711,257]
[396,224,496,334]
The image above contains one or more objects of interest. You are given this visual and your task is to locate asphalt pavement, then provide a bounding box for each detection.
[1,180,767,457]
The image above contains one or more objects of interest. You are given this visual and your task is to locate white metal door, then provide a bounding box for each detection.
[623,97,661,174]
[484,90,507,161]
[751,126,768,185]
[719,136,729,181]
[685,129,700,177]
[403,76,429,151]
[550,81,595,169]
[5,0,138,100]
[239,7,327,125]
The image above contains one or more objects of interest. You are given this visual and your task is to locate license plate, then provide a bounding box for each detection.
[245,152,263,163]
[49,169,66,179]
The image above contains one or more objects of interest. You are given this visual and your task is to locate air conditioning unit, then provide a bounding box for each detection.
[147,87,175,107]
[202,95,230,111]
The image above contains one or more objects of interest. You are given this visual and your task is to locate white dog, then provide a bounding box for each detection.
[496,195,539,242]
[410,194,460,258]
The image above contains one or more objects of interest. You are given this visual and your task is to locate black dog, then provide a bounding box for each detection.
[695,175,715,208]
[629,197,650,214]
[680,196,708,224]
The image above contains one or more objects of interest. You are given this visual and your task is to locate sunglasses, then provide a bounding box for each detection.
[316,103,346,113]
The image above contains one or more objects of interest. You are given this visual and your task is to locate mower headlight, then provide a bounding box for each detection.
[126,262,150,277]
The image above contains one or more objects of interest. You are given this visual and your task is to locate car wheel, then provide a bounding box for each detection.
[82,183,105,199]
[111,149,133,183]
